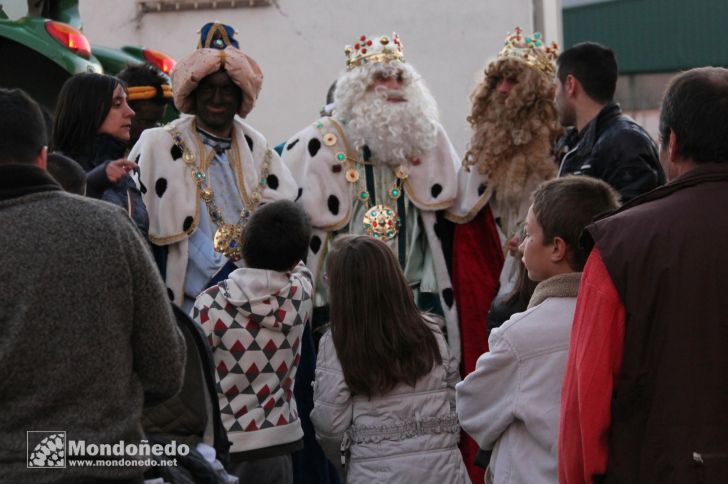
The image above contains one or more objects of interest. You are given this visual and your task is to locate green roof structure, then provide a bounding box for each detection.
[563,0,728,74]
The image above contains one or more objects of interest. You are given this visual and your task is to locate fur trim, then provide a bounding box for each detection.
[131,115,297,244]
[420,210,460,364]
[527,272,582,309]
[445,168,493,224]
[129,115,298,305]
[280,116,458,230]
[281,117,461,363]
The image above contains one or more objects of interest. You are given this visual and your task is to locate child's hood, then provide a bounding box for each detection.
[221,267,299,331]
[226,267,292,300]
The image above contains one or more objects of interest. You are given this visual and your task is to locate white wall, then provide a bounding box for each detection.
[80,0,544,154]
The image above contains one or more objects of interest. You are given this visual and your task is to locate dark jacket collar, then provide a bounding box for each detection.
[572,102,622,156]
[67,133,127,171]
[582,163,728,253]
[602,163,728,218]
[670,162,728,183]
[0,164,61,202]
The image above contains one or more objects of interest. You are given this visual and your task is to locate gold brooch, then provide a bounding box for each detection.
[362,204,400,241]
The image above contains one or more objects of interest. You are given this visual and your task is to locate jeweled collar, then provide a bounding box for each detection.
[0,164,61,202]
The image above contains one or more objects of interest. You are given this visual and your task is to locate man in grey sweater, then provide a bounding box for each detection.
[0,88,186,483]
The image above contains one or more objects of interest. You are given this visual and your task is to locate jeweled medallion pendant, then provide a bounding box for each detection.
[213,223,244,261]
[362,204,400,241]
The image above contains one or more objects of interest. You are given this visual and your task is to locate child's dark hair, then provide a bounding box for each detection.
[242,200,311,271]
[326,235,443,398]
[532,176,620,271]
[47,152,86,195]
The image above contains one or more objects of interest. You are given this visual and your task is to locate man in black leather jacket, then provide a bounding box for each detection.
[554,42,665,201]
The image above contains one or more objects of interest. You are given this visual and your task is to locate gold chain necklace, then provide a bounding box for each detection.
[350,162,408,241]
[168,124,272,261]
[321,119,408,241]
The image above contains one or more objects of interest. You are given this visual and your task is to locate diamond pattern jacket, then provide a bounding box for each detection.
[193,262,313,454]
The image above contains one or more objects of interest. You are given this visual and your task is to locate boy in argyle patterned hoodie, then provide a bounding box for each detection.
[193,200,313,484]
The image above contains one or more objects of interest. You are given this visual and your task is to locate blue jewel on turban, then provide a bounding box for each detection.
[197,22,239,50]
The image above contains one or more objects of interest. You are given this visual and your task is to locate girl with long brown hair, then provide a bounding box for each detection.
[310,235,469,483]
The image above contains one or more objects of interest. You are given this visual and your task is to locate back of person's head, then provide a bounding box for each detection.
[46,153,86,195]
[557,42,618,103]
[532,176,620,271]
[0,88,47,165]
[117,64,168,101]
[242,200,311,271]
[118,64,170,144]
[52,73,122,154]
[325,235,443,397]
[659,67,728,164]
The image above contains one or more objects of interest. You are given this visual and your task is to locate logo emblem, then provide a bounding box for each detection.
[27,431,66,468]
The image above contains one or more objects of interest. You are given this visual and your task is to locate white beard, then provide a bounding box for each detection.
[343,87,439,166]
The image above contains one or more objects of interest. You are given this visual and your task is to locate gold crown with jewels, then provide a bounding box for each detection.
[344,33,405,70]
[497,27,558,77]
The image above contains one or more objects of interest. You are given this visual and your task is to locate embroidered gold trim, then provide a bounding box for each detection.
[444,187,494,224]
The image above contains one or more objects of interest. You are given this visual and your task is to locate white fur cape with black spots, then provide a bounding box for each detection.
[281,116,463,363]
[129,114,298,306]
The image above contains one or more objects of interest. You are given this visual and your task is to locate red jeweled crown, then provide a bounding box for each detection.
[344,33,405,70]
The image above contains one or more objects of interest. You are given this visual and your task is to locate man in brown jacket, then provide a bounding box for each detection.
[559,67,728,483]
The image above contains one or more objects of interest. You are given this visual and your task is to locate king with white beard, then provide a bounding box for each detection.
[281,33,462,362]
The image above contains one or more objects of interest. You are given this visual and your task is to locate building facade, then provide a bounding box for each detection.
[80,0,561,153]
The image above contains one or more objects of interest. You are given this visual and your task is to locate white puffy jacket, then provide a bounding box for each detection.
[311,320,470,484]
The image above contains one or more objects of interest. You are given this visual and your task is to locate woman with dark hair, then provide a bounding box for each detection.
[53,72,148,235]
[310,235,469,483]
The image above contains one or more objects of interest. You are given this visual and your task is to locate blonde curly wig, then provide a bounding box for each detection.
[464,58,563,209]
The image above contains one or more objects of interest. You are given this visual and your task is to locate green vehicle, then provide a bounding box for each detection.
[0,0,175,112]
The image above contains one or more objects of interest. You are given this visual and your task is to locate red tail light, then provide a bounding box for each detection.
[45,20,92,59]
[143,48,176,74]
